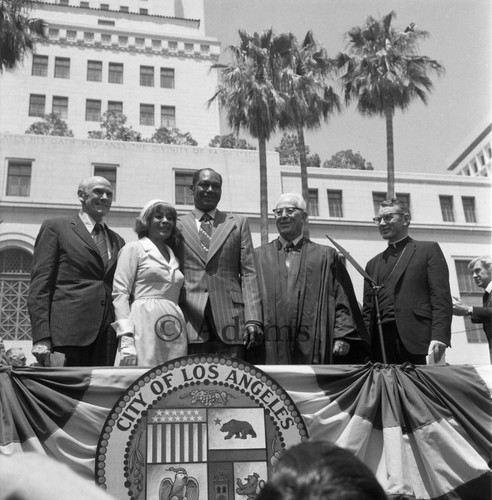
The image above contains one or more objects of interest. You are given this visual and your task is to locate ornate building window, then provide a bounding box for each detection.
[52,96,68,120]
[462,196,477,223]
[175,171,194,205]
[87,60,102,81]
[7,160,32,197]
[54,57,70,78]
[160,105,175,128]
[86,99,101,121]
[140,104,154,126]
[0,249,32,341]
[327,190,343,217]
[108,62,123,84]
[32,55,48,76]
[29,94,45,117]
[439,195,455,222]
[160,67,174,89]
[140,65,154,86]
[308,189,319,217]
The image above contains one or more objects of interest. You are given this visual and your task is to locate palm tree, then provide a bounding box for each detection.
[0,0,46,72]
[277,31,341,234]
[209,29,289,245]
[337,11,444,198]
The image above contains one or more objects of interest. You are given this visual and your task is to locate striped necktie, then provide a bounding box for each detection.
[93,222,109,267]
[199,213,212,253]
[484,291,490,307]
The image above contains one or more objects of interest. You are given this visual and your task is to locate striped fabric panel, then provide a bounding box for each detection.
[1,364,491,499]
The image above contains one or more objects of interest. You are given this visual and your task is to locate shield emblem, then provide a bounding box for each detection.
[96,355,308,499]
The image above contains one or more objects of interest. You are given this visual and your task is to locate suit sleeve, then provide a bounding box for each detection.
[238,217,262,325]
[27,221,60,344]
[111,243,139,336]
[427,243,453,345]
[471,306,492,324]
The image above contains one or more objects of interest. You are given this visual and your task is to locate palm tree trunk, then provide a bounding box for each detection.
[385,107,395,199]
[258,135,269,245]
[297,126,310,237]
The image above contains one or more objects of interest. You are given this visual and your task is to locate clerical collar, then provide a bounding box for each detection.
[194,208,217,221]
[387,235,411,249]
[278,235,303,250]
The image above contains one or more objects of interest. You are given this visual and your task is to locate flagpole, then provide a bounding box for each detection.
[325,235,387,364]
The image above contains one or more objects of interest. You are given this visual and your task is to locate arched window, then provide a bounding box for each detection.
[0,248,32,340]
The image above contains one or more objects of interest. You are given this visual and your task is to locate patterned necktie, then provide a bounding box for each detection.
[199,213,212,253]
[484,291,490,307]
[93,222,109,267]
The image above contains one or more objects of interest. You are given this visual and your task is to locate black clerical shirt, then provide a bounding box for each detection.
[376,236,411,324]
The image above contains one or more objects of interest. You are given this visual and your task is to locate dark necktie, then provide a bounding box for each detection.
[484,291,490,307]
[284,242,295,270]
[93,222,109,267]
[284,242,295,253]
[199,213,212,253]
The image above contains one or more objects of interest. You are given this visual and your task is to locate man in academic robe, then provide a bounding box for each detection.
[253,193,367,364]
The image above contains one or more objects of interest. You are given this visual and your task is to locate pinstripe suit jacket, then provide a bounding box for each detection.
[176,210,262,344]
[28,215,125,347]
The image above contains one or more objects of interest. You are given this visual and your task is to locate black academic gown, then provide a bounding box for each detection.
[252,239,367,365]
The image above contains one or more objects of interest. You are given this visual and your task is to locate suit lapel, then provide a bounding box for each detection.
[181,212,207,263]
[72,216,120,272]
[71,216,99,256]
[392,239,416,285]
[208,211,235,261]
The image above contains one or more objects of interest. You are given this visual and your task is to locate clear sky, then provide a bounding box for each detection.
[204,0,492,174]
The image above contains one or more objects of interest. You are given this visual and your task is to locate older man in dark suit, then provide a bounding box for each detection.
[28,176,125,367]
[177,168,263,359]
[363,199,452,364]
[453,256,492,363]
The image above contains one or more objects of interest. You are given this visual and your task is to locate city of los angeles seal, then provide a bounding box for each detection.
[96,355,308,499]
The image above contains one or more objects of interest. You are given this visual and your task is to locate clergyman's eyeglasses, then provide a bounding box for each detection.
[372,213,403,225]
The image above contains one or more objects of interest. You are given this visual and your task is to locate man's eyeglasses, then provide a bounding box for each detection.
[372,213,403,225]
[273,206,303,217]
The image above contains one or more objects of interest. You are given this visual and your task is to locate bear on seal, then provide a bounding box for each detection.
[220,419,257,439]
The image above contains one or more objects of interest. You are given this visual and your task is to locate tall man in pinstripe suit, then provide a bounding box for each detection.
[177,168,263,358]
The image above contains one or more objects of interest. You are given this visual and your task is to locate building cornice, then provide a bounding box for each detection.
[280,165,492,187]
[35,23,220,60]
[33,1,201,24]
[447,123,492,171]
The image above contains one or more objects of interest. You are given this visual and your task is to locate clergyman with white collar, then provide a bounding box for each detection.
[362,198,452,364]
